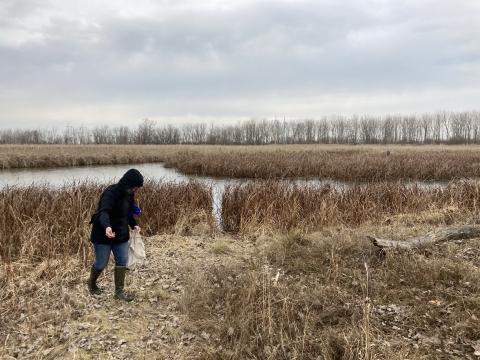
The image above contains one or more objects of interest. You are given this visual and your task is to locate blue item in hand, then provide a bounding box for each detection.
[129,204,142,220]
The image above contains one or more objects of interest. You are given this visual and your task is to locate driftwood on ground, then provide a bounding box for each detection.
[367,226,480,249]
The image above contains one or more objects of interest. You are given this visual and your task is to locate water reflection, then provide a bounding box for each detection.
[0,163,188,187]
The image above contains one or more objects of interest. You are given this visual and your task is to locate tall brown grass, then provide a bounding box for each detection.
[3,176,480,358]
[4,145,480,359]
[0,144,171,168]
[0,179,213,264]
[221,180,480,233]
[4,144,480,182]
[165,146,480,181]
[3,178,480,264]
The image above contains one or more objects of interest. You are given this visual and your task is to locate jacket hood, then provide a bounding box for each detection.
[118,169,144,189]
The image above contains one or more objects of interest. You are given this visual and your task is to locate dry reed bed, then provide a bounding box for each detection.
[4,144,480,182]
[3,145,480,358]
[180,224,480,359]
[0,145,173,168]
[2,179,480,358]
[3,179,480,263]
[165,148,480,181]
[0,179,213,264]
[221,180,480,233]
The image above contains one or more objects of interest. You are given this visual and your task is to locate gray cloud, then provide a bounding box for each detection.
[0,0,479,127]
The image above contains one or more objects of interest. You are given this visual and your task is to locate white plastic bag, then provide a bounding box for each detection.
[126,230,146,270]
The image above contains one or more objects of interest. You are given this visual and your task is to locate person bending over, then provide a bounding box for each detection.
[87,168,144,302]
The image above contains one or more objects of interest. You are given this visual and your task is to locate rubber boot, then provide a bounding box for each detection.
[87,265,102,295]
[114,266,134,302]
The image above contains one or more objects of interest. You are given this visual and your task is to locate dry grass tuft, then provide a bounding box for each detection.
[180,221,480,359]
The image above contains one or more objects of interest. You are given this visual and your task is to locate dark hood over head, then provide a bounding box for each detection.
[118,169,144,189]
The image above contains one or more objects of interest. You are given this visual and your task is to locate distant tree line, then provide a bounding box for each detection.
[2,110,480,145]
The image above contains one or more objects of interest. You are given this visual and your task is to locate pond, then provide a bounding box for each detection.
[0,163,188,186]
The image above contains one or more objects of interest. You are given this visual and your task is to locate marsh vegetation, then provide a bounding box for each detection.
[4,144,480,182]
[2,144,480,359]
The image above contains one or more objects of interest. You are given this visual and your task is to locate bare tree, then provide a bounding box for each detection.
[463,111,473,144]
[92,125,111,144]
[304,119,316,143]
[472,110,480,144]
[258,118,272,144]
[135,118,156,144]
[112,126,131,144]
[316,117,330,144]
[272,119,283,144]
[382,115,396,144]
[347,114,359,144]
[233,121,244,144]
[191,123,206,144]
[206,123,219,145]
[420,112,432,144]
[400,114,419,144]
[4,110,480,145]
[165,124,180,144]
[290,120,306,144]
[330,115,348,144]
[219,125,234,145]
[436,110,450,141]
[243,118,257,145]
[182,124,193,144]
[360,115,380,144]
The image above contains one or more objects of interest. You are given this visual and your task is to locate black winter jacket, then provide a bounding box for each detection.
[90,169,144,245]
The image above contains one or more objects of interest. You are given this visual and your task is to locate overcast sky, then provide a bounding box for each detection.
[1,0,479,129]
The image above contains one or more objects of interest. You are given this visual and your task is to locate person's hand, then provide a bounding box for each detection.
[106,227,116,238]
[134,225,141,233]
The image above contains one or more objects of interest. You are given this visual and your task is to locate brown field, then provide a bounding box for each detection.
[2,144,480,181]
[2,145,480,359]
[163,145,480,181]
[0,144,170,168]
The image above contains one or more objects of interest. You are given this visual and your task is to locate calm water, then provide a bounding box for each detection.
[0,163,188,187]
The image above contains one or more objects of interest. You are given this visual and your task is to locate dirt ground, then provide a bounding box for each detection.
[1,231,256,359]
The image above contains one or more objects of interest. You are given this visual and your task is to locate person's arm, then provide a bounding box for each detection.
[129,203,141,232]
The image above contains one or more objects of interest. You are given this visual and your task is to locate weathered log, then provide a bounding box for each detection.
[367,226,480,249]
